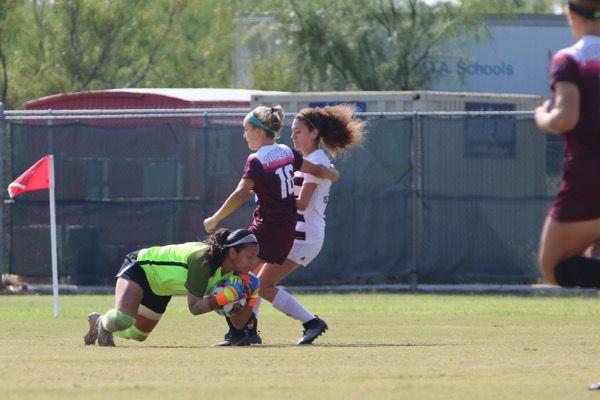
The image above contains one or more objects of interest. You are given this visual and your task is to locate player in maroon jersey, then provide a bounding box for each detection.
[535,0,600,287]
[203,105,338,345]
[249,104,366,345]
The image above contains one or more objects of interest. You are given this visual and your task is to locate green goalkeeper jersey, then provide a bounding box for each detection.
[137,242,232,298]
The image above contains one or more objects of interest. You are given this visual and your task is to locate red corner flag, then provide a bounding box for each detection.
[7,155,50,198]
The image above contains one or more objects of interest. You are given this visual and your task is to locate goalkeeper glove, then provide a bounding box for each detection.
[239,272,260,307]
[214,276,244,306]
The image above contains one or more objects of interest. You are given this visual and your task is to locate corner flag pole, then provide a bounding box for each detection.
[48,155,59,318]
[7,154,59,316]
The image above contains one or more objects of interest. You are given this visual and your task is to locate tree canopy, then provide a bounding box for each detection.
[0,0,564,109]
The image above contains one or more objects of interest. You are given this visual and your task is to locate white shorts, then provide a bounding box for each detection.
[286,240,324,266]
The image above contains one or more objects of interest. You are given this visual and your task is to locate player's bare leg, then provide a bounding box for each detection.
[257,259,328,345]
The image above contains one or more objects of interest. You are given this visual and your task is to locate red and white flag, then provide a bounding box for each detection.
[8,154,60,317]
[7,155,50,198]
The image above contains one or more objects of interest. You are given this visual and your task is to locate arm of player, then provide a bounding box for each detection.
[296,182,318,211]
[187,276,244,315]
[535,81,579,134]
[299,159,339,182]
[229,307,255,329]
[187,293,217,315]
[204,178,254,233]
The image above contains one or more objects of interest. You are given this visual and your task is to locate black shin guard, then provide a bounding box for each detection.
[554,256,600,288]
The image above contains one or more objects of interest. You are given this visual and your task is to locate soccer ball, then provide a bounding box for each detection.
[210,279,246,317]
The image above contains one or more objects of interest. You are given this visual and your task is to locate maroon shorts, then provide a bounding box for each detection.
[550,157,600,222]
[249,220,295,264]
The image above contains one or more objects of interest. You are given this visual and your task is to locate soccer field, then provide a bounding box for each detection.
[1,293,600,400]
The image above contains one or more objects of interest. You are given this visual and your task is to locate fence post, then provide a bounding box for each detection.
[202,113,209,218]
[0,103,4,279]
[47,110,54,153]
[410,111,424,291]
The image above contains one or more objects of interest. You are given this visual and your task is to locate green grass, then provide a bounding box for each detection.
[1,293,600,400]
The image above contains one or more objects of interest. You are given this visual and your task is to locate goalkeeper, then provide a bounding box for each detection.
[83,228,260,347]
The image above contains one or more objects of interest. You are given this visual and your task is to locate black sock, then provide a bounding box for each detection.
[554,256,600,288]
[225,317,245,339]
[303,317,319,329]
[226,315,257,339]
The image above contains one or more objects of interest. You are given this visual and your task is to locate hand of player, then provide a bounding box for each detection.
[203,216,218,233]
[239,272,260,292]
[214,276,244,306]
[239,272,260,306]
[536,99,552,114]
[535,100,552,129]
[329,164,339,183]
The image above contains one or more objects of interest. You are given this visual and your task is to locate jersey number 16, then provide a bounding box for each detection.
[275,165,294,199]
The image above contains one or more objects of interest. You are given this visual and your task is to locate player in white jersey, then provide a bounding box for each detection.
[288,148,331,265]
[204,105,339,346]
[252,104,366,345]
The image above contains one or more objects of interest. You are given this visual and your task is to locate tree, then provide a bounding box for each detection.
[0,0,24,107]
[461,0,561,14]
[36,0,190,92]
[0,0,567,109]
[1,0,211,109]
[242,0,566,91]
[245,0,480,91]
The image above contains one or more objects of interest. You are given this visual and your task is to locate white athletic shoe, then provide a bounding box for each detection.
[83,312,101,345]
[96,316,115,347]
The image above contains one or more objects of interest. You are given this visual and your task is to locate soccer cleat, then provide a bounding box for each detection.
[96,316,116,347]
[83,312,101,345]
[247,331,262,345]
[212,331,250,347]
[298,316,328,345]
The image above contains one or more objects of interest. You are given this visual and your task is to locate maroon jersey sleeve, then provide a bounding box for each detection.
[243,155,264,182]
[550,50,579,89]
[292,148,304,172]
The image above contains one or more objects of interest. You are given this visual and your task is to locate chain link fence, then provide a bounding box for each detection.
[0,107,559,286]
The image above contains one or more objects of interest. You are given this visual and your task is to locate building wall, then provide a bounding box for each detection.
[428,15,573,98]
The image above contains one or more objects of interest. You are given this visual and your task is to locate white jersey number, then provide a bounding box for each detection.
[275,165,294,199]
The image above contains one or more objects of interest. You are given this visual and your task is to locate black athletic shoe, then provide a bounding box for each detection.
[247,331,262,344]
[298,316,328,345]
[212,331,250,347]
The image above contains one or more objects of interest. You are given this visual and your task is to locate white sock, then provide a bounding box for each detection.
[253,297,263,317]
[272,289,314,324]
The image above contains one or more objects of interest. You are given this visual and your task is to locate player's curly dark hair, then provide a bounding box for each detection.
[295,103,366,158]
[202,228,256,273]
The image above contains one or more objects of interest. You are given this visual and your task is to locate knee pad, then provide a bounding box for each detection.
[128,325,150,342]
[554,261,572,287]
[102,309,136,332]
[138,304,163,321]
[554,256,600,288]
